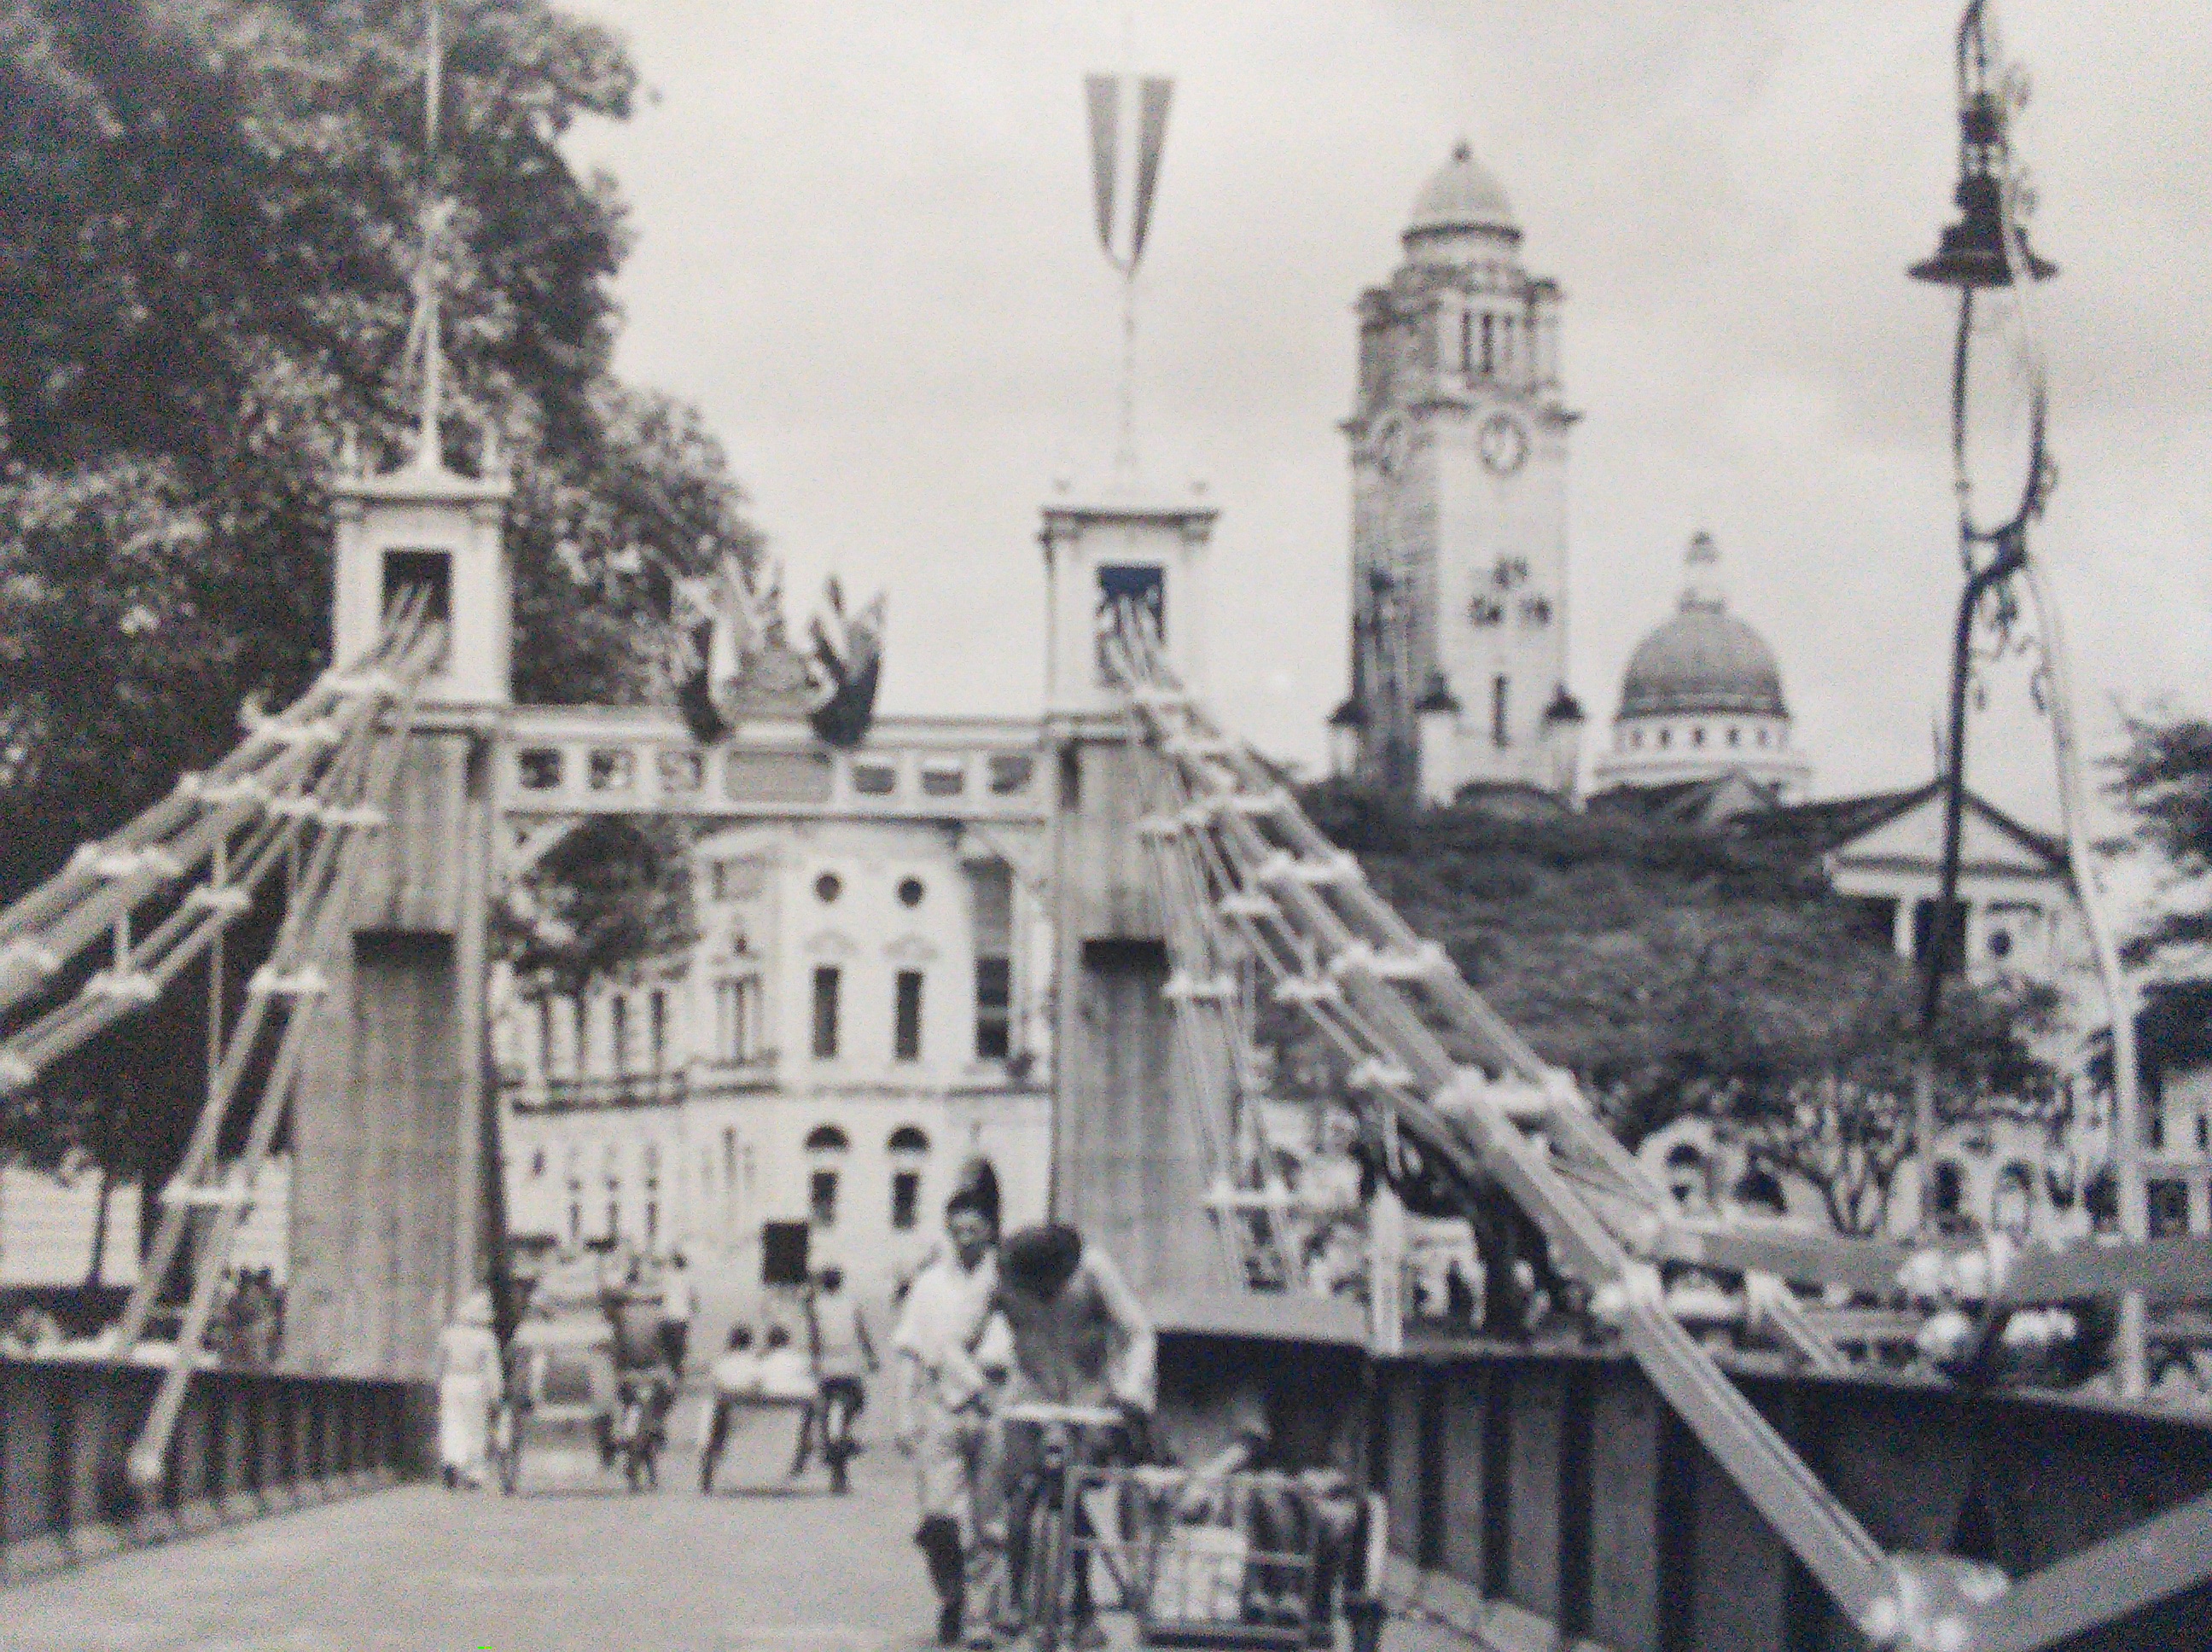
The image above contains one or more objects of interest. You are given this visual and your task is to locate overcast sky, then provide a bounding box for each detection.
[561,0,2211,845]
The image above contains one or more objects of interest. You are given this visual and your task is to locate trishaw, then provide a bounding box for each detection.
[491,1281,674,1494]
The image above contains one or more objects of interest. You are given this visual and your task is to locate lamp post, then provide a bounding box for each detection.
[1910,0,2147,1393]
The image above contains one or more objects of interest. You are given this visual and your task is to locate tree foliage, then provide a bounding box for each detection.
[2110,713,2212,963]
[1295,781,2061,1213]
[0,1,754,1186]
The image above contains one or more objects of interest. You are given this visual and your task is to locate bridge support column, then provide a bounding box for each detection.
[1040,482,1228,1299]
[285,450,508,1380]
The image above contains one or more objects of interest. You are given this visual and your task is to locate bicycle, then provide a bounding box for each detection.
[1001,1400,1137,1652]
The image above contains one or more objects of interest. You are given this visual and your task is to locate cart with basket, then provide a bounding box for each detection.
[1004,1402,1387,1652]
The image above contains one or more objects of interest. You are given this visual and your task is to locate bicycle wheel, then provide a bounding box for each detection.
[491,1404,521,1496]
[1026,1487,1067,1652]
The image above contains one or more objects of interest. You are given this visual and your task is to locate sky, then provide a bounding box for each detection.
[559,0,2212,849]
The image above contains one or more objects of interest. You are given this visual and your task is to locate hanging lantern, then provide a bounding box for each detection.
[1909,5,2056,289]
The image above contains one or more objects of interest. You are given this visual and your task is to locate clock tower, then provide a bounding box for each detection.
[1339,143,1581,803]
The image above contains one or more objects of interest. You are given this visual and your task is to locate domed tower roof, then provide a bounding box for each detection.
[1618,533,1787,718]
[1406,141,1519,242]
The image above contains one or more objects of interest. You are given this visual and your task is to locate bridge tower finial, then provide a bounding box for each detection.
[411,0,448,473]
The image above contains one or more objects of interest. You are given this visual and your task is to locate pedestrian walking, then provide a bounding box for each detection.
[807,1265,879,1494]
[434,1289,500,1489]
[658,1253,697,1375]
[893,1160,1010,1646]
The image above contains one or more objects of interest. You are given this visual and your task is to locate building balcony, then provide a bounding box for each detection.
[690,1054,783,1096]
[505,1070,689,1114]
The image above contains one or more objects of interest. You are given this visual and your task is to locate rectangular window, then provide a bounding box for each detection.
[1481,313,1495,375]
[1095,563,1166,684]
[573,996,590,1076]
[972,862,1015,1062]
[2149,1179,2191,1238]
[975,957,1013,1062]
[894,970,924,1062]
[1492,675,1510,747]
[649,991,667,1072]
[610,997,629,1075]
[891,1169,922,1232]
[381,549,451,669]
[810,1167,840,1228]
[714,976,763,1062]
[1459,308,1473,375]
[812,966,841,1060]
[537,998,554,1078]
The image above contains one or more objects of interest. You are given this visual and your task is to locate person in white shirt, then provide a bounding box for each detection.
[698,1324,762,1494]
[894,1167,1010,1647]
[434,1289,500,1490]
[658,1254,698,1374]
[803,1266,879,1493]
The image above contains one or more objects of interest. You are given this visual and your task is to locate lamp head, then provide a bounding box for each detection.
[1912,25,2056,289]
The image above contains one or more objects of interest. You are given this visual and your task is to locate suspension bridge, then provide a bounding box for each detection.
[2,3,2211,1643]
[0,421,2202,1652]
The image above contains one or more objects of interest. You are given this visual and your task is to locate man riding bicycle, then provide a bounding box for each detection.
[987,1222,1155,1649]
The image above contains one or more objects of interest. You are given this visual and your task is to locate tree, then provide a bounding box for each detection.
[1293,781,2062,1235]
[1737,977,2063,1236]
[0,1,756,1201]
[2110,713,2212,963]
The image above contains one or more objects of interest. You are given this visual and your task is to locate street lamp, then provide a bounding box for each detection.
[1910,0,2147,1394]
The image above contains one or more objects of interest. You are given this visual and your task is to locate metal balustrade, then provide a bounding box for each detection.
[1364,1347,2212,1652]
[0,1358,424,1585]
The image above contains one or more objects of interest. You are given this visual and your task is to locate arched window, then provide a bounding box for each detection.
[806,1124,848,1228]
[1662,1142,1710,1210]
[1930,1160,1965,1219]
[888,1126,929,1231]
[1731,1167,1789,1218]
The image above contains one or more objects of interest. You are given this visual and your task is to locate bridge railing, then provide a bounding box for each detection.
[1367,1345,2212,1652]
[0,1358,425,1585]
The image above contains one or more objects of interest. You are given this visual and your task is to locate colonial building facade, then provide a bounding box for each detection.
[492,711,1055,1311]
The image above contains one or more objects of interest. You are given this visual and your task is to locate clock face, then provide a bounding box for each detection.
[1479,413,1528,476]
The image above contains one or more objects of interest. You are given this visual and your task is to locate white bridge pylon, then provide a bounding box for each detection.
[0,596,445,1486]
[1100,602,2212,1652]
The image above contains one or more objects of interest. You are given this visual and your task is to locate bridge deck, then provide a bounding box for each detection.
[7,1396,1459,1652]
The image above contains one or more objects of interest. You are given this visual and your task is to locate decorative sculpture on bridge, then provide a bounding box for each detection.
[667,552,885,751]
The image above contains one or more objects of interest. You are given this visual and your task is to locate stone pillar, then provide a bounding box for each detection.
[285,446,506,1377]
[1040,481,1234,1300]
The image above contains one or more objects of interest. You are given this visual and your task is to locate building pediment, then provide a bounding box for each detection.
[806,930,858,961]
[1831,792,2065,880]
